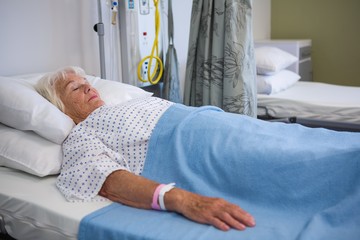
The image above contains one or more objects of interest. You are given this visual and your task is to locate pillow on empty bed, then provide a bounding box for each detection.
[0,123,62,177]
[255,46,298,75]
[0,75,153,144]
[257,70,301,95]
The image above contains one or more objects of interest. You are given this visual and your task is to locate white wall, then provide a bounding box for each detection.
[0,0,99,76]
[172,0,192,93]
[253,0,271,40]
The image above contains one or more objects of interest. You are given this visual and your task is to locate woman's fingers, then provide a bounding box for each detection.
[228,203,256,228]
[179,192,256,231]
[212,212,246,231]
[209,201,255,231]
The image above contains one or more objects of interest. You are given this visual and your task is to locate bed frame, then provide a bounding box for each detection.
[0,216,14,240]
[259,115,360,132]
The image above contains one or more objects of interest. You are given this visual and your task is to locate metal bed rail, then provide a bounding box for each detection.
[259,116,360,132]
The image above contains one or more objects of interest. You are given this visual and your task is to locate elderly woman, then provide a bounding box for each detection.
[35,66,256,231]
[36,66,360,236]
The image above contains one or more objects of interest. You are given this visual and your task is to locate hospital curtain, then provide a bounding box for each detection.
[184,0,257,117]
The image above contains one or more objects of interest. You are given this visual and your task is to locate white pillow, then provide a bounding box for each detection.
[255,47,298,75]
[256,76,272,95]
[257,70,301,95]
[0,76,75,144]
[0,74,153,144]
[0,123,62,177]
[87,76,153,106]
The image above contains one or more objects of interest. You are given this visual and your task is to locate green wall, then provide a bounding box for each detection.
[271,0,360,86]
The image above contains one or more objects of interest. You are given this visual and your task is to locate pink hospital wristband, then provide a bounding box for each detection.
[151,184,165,210]
[151,183,176,211]
[159,183,175,210]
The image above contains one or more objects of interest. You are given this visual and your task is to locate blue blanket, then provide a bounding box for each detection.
[79,104,360,240]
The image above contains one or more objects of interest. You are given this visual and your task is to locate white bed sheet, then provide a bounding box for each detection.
[257,81,360,124]
[0,166,110,240]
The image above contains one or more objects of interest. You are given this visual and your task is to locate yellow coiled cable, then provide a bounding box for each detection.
[137,0,163,85]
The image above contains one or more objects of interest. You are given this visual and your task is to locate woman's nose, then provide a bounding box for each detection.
[83,83,91,93]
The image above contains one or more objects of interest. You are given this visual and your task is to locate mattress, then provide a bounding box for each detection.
[0,167,110,240]
[257,81,360,124]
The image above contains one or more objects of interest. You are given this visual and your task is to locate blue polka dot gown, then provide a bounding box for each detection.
[56,97,174,202]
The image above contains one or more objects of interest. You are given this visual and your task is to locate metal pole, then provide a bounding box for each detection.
[96,0,106,79]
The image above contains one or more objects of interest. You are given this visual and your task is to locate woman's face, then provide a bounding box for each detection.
[55,73,105,124]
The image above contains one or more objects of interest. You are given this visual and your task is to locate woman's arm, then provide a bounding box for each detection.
[99,170,255,231]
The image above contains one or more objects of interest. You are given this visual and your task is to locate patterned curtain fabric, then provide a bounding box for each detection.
[184,0,257,117]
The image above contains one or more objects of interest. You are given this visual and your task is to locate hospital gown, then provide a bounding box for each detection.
[56,97,174,202]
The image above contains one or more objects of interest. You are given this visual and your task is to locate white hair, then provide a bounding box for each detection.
[35,66,86,112]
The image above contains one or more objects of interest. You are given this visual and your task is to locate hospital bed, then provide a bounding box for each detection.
[0,166,109,240]
[1,73,360,240]
[254,43,360,132]
[0,73,152,239]
[257,81,360,132]
[2,1,358,238]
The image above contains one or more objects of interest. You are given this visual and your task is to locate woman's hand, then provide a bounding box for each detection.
[165,188,256,231]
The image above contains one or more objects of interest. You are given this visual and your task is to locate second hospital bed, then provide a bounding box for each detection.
[254,41,360,132]
[257,81,360,131]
